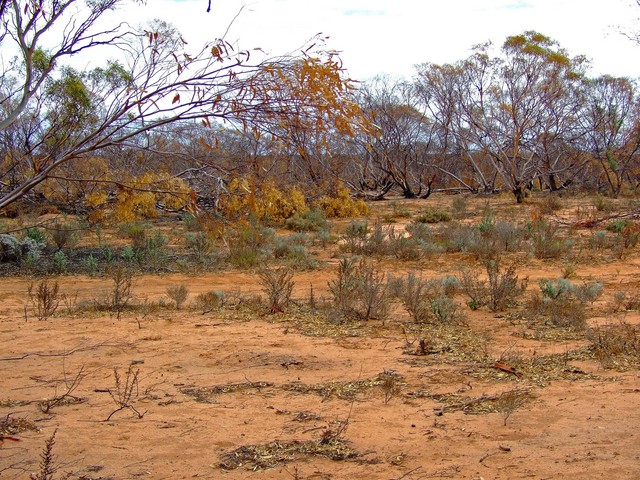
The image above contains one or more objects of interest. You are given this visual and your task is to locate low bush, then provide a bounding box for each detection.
[166,284,189,309]
[527,221,572,259]
[588,323,640,369]
[328,257,389,322]
[413,208,451,224]
[27,279,62,321]
[285,209,329,232]
[390,272,465,325]
[48,219,80,250]
[314,184,369,218]
[458,259,526,312]
[193,290,225,312]
[526,277,602,330]
[258,266,295,313]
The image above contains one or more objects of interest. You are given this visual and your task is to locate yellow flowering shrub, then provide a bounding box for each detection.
[220,178,309,223]
[314,184,369,218]
[86,172,191,224]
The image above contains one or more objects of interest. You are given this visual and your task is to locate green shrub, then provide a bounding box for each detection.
[528,221,572,259]
[528,278,602,330]
[285,210,329,232]
[185,231,215,256]
[228,221,275,268]
[413,208,451,224]
[53,250,68,273]
[122,223,147,249]
[25,227,46,245]
[606,220,628,233]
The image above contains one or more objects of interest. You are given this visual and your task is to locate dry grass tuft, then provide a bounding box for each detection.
[219,438,359,471]
[588,323,640,370]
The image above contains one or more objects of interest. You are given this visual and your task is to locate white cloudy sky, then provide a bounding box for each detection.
[118,0,639,80]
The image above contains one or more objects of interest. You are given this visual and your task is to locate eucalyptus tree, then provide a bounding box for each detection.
[0,0,363,212]
[458,32,587,202]
[355,76,436,199]
[414,61,497,193]
[579,75,640,196]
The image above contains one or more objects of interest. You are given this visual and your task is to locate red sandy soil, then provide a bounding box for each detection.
[2,196,640,479]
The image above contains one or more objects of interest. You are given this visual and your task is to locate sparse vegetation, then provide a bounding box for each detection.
[27,279,62,321]
[258,266,295,313]
[1,194,640,478]
[328,257,389,322]
[166,284,189,310]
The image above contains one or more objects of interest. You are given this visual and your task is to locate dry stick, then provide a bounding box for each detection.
[0,342,132,362]
[435,390,529,414]
[392,466,423,480]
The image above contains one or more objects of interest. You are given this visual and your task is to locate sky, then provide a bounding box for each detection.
[109,0,640,81]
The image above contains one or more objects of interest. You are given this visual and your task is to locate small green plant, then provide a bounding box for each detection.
[166,284,189,309]
[526,277,601,330]
[413,208,451,224]
[528,221,572,259]
[477,205,495,233]
[28,279,62,321]
[451,195,468,218]
[605,219,628,233]
[390,272,464,324]
[25,227,46,245]
[390,201,411,218]
[258,266,295,313]
[539,194,564,214]
[228,221,275,268]
[123,223,147,249]
[83,254,99,275]
[52,250,68,273]
[121,245,135,263]
[285,209,329,232]
[185,231,215,256]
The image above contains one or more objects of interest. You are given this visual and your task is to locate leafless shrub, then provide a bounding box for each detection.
[588,323,640,369]
[486,259,527,312]
[108,265,134,319]
[32,429,58,480]
[380,370,402,404]
[328,257,389,322]
[39,365,87,414]
[166,284,189,310]
[48,220,79,251]
[106,365,145,421]
[258,266,295,313]
[497,390,533,426]
[27,279,62,321]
